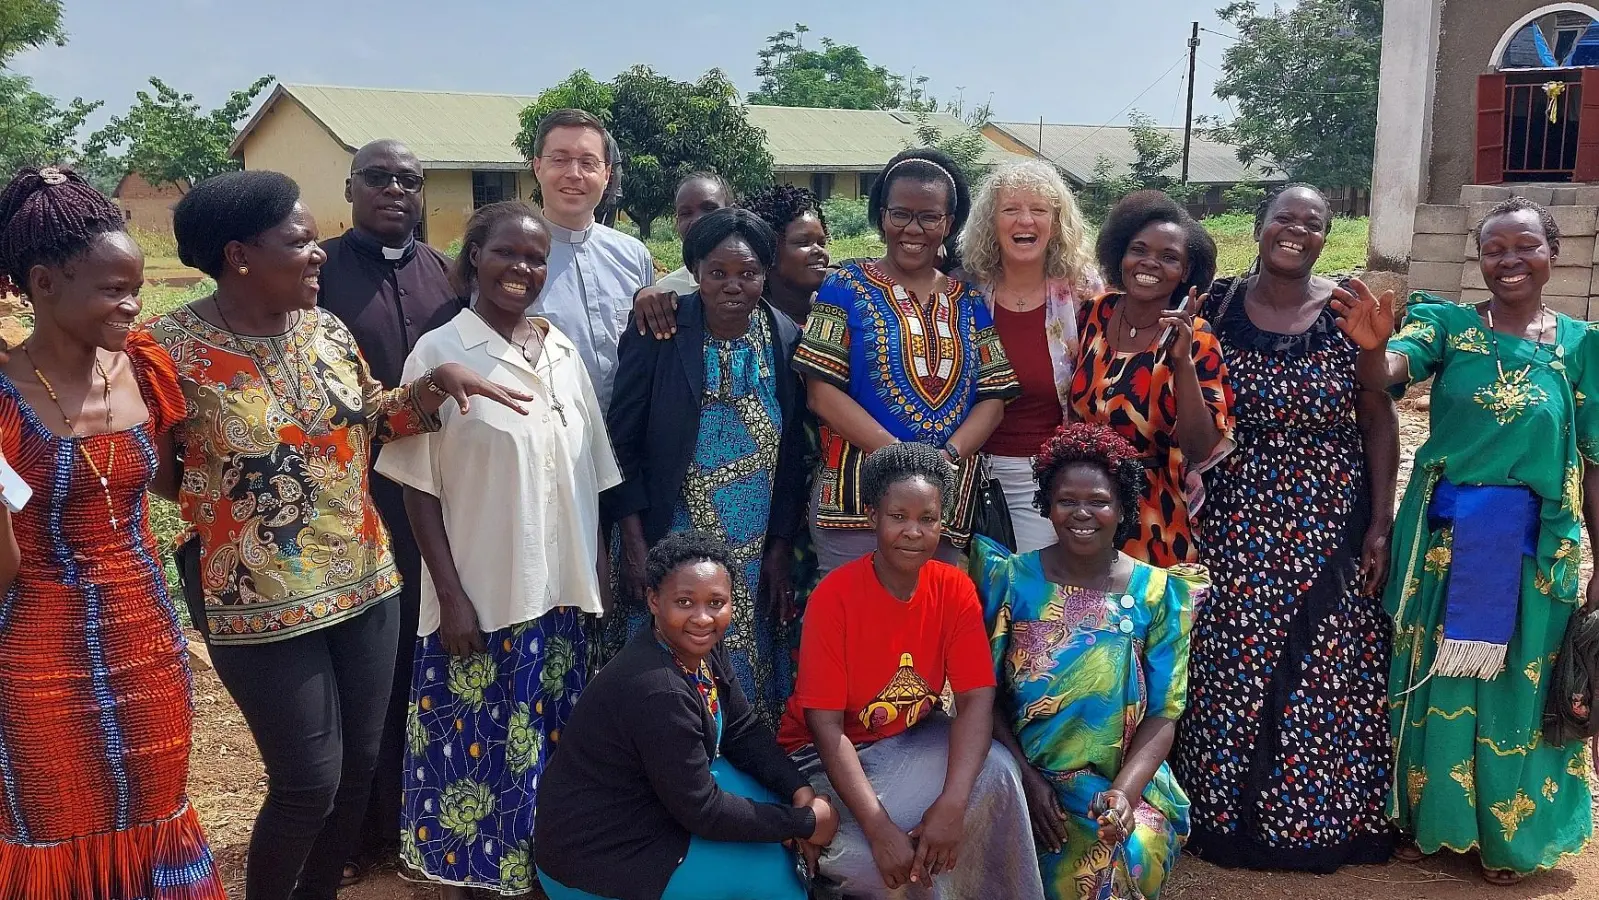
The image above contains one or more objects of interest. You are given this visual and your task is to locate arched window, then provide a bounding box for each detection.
[1494,4,1599,69]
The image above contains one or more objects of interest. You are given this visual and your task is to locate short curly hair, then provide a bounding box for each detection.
[645,530,736,593]
[861,442,955,512]
[173,170,302,278]
[1095,190,1216,304]
[1254,182,1333,237]
[741,183,828,242]
[868,147,972,268]
[1032,423,1144,546]
[1473,195,1561,251]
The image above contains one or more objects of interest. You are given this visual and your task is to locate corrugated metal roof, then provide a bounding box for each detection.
[231,85,1026,174]
[743,106,1025,172]
[233,83,537,170]
[989,121,1286,186]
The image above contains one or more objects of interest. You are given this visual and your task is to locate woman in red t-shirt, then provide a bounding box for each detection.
[778,443,1045,899]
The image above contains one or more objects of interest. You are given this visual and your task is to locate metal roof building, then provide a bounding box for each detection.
[984,120,1286,187]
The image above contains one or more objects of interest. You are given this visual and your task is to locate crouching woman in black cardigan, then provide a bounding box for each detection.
[536,532,839,900]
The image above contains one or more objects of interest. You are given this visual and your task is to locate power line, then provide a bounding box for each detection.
[1049,53,1189,163]
[1199,27,1240,42]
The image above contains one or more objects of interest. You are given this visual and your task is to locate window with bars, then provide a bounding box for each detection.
[472,172,518,208]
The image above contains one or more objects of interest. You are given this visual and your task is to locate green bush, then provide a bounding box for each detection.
[1222,183,1267,215]
[822,197,872,238]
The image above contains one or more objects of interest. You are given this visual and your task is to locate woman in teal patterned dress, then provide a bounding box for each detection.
[972,422,1204,899]
[606,209,810,726]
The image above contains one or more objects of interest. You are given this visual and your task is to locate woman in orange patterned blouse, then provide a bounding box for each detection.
[0,167,224,898]
[150,170,529,900]
[1069,191,1232,566]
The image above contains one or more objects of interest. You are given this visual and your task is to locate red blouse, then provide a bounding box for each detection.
[986,303,1064,457]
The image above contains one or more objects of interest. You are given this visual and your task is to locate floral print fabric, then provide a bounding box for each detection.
[1383,295,1598,874]
[402,609,586,892]
[971,536,1204,899]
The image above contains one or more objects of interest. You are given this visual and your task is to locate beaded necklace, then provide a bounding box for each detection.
[21,346,120,529]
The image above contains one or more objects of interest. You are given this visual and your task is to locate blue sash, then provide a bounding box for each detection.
[1426,479,1539,679]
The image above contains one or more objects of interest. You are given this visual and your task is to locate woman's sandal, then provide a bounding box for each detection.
[1393,839,1425,863]
[1481,868,1524,887]
[339,860,367,889]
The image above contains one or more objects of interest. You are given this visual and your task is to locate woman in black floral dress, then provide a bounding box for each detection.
[1174,185,1401,871]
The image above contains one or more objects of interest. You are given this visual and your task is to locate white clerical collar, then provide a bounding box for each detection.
[381,244,406,260]
[547,219,595,245]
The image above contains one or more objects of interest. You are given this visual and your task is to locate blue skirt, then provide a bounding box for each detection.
[401,607,587,893]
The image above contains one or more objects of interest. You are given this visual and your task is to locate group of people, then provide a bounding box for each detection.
[0,100,1591,900]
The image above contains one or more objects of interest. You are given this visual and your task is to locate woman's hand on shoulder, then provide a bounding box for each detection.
[632,286,679,339]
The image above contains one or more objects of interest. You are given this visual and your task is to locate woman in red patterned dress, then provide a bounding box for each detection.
[1069,190,1232,566]
[0,167,224,897]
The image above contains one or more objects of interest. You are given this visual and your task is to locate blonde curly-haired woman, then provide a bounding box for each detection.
[959,161,1104,551]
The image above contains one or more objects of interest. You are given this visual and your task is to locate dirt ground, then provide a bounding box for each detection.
[186,395,1599,899]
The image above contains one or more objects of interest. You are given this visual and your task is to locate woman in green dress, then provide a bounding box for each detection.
[1335,197,1598,885]
[971,422,1205,899]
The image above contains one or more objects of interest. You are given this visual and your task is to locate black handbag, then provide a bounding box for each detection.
[970,455,1017,552]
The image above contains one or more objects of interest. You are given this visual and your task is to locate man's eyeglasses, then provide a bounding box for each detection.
[539,154,608,175]
[884,208,949,230]
[354,168,425,193]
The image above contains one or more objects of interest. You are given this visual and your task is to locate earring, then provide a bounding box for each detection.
[238,266,249,276]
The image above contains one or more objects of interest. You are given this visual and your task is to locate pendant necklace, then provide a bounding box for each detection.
[23,346,120,529]
[474,307,566,426]
[1477,303,1554,425]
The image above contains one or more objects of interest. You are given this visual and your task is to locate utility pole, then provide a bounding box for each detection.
[1181,21,1200,184]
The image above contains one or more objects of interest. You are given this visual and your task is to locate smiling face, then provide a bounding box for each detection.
[1046,461,1123,558]
[532,125,611,229]
[881,177,952,276]
[1256,187,1329,278]
[233,202,325,313]
[867,476,944,575]
[695,234,766,336]
[1478,208,1556,305]
[346,142,423,246]
[647,560,734,662]
[471,215,551,316]
[30,230,145,352]
[1120,220,1189,304]
[995,187,1055,270]
[673,177,732,242]
[775,211,830,294]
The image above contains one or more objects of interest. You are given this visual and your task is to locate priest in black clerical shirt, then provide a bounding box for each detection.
[316,139,463,882]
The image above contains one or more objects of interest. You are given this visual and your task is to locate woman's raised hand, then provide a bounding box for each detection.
[1331,278,1397,352]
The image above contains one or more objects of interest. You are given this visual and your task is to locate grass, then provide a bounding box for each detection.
[629,216,1370,278]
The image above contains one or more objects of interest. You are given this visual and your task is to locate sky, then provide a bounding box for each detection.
[11,0,1263,132]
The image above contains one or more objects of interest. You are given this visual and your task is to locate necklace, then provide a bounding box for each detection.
[997,283,1046,313]
[473,308,567,426]
[22,346,120,529]
[1118,300,1163,341]
[1484,303,1552,380]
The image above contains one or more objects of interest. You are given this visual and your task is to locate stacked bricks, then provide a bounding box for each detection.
[1409,184,1599,319]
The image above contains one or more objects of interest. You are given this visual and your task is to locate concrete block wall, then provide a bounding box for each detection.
[1408,184,1599,319]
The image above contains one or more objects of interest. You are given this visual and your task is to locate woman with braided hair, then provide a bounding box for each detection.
[742,183,832,326]
[0,166,224,896]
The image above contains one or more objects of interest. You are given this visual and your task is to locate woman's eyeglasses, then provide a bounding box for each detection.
[354,169,425,193]
[885,208,949,230]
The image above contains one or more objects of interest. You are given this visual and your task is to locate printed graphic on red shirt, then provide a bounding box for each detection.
[859,652,937,734]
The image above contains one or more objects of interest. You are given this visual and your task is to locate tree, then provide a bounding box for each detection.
[748,25,902,110]
[0,0,64,66]
[1079,111,1204,221]
[1210,0,1380,189]
[517,67,773,239]
[904,104,995,189]
[85,75,275,192]
[0,73,97,172]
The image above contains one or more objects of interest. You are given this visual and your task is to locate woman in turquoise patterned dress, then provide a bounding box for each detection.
[606,209,810,726]
[971,422,1204,899]
[1336,197,1597,885]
